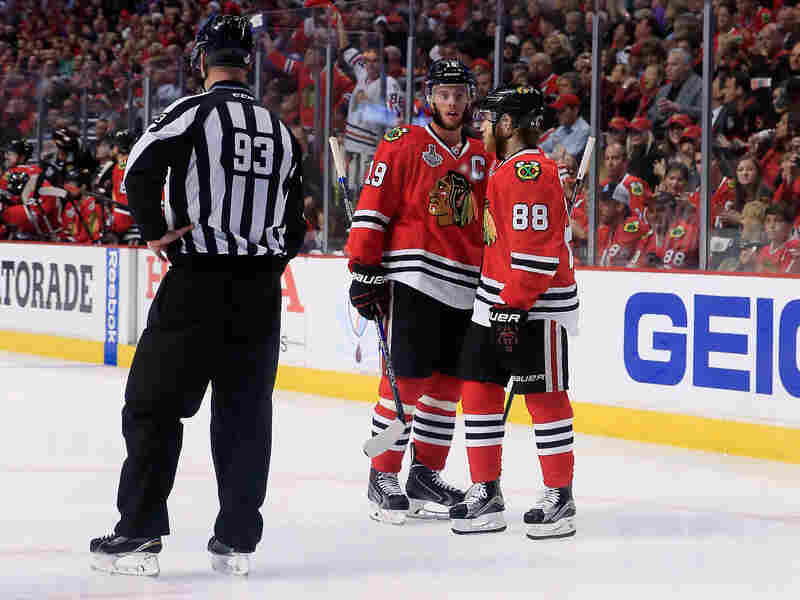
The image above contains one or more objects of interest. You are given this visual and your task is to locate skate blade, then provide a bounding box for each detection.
[210,552,250,576]
[369,502,407,525]
[451,512,507,535]
[407,499,451,520]
[91,552,160,576]
[526,516,576,540]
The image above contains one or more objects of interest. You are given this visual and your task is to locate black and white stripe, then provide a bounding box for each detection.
[464,413,505,448]
[533,417,574,456]
[352,209,390,232]
[412,395,457,447]
[510,251,559,275]
[124,81,304,259]
[382,248,480,310]
[542,319,570,392]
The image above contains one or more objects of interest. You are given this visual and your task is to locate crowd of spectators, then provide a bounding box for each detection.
[1,0,800,273]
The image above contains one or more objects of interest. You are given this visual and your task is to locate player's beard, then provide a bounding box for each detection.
[432,105,466,131]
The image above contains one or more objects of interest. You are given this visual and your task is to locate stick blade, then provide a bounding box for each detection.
[363,419,406,457]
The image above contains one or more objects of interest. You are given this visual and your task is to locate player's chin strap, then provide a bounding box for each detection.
[328,136,408,457]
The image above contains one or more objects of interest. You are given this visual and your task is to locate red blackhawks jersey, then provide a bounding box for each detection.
[345,124,490,309]
[111,160,134,234]
[662,218,700,269]
[473,147,579,334]
[599,216,651,266]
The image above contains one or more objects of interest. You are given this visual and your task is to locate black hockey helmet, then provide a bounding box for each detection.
[191,14,254,71]
[5,139,33,162]
[473,85,547,131]
[112,129,135,154]
[6,170,30,196]
[424,59,476,103]
[53,128,79,152]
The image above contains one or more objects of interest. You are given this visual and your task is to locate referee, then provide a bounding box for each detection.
[90,15,306,577]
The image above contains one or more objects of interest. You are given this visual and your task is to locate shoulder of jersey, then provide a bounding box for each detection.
[497,150,558,182]
[381,124,419,145]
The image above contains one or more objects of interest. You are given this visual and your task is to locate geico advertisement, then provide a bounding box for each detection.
[135,255,379,373]
[0,243,107,341]
[575,269,800,428]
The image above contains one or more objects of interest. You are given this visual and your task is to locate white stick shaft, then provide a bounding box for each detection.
[576,136,595,182]
[329,136,346,179]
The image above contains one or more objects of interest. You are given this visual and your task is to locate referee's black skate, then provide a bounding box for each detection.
[405,446,465,520]
[450,480,507,534]
[89,534,162,576]
[368,467,410,525]
[208,536,250,576]
[524,485,576,539]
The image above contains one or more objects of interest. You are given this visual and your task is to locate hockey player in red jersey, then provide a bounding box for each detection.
[345,59,490,524]
[109,130,139,243]
[450,85,579,539]
[0,168,60,240]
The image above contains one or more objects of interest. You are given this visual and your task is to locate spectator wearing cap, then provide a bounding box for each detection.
[649,48,703,132]
[607,116,630,148]
[601,140,653,219]
[657,112,693,162]
[678,125,702,191]
[627,116,663,189]
[540,93,591,159]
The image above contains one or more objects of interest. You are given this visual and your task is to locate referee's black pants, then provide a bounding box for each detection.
[114,263,282,553]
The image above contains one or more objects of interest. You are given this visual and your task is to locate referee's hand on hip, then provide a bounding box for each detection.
[147,224,195,263]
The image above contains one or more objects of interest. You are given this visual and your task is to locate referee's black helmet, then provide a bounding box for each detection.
[191,14,254,71]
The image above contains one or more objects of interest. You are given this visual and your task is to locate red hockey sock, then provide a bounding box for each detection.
[411,373,460,471]
[524,391,574,488]
[462,380,505,483]
[370,376,427,473]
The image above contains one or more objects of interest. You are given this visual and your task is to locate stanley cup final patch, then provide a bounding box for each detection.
[422,144,443,167]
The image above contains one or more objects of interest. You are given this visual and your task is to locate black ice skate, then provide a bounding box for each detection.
[368,467,410,525]
[89,534,162,576]
[523,485,576,539]
[405,446,465,520]
[208,536,250,576]
[450,480,506,534]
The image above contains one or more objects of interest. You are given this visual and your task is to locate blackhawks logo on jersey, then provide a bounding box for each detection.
[483,198,497,246]
[384,127,409,142]
[670,225,686,238]
[515,160,541,181]
[630,181,644,196]
[428,170,476,227]
[623,220,640,233]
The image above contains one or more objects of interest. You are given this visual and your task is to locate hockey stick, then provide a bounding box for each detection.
[329,136,408,457]
[502,136,595,424]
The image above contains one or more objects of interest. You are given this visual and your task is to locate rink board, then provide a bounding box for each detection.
[0,244,798,463]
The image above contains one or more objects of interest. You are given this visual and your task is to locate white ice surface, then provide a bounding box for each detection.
[0,351,799,599]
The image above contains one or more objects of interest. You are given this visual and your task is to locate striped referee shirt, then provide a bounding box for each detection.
[124,80,305,264]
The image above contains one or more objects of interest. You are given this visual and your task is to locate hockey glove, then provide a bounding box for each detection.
[349,263,389,321]
[488,306,527,356]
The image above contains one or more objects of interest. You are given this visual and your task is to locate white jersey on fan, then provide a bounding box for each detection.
[343,47,403,155]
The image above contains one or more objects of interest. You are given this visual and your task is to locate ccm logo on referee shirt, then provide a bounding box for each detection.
[489,312,522,323]
[352,273,386,285]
